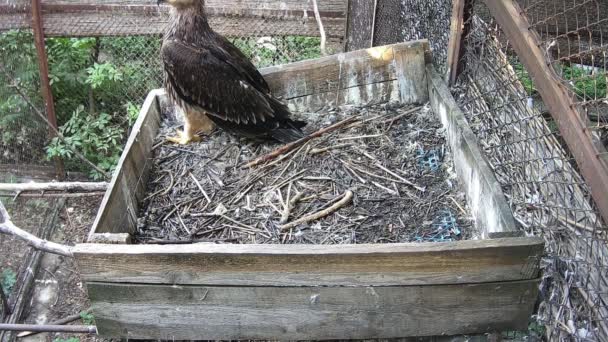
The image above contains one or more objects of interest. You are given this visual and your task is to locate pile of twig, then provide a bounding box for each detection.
[135,103,472,244]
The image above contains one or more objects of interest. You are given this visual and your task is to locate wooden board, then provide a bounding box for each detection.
[0,0,347,38]
[74,237,543,286]
[344,0,376,51]
[88,89,161,237]
[87,279,539,340]
[427,66,519,239]
[261,40,429,112]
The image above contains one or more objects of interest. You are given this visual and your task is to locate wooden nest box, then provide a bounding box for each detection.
[74,40,543,340]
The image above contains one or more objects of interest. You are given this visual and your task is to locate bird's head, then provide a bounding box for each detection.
[157,0,203,10]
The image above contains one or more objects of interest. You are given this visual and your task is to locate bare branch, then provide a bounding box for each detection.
[244,117,358,168]
[0,201,73,257]
[0,182,108,194]
[0,323,96,334]
[311,0,327,56]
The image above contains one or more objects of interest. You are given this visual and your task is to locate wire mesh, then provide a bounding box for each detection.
[454,2,608,340]
[372,0,453,74]
[0,8,325,178]
[519,0,608,152]
[0,29,50,174]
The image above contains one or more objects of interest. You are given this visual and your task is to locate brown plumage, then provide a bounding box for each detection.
[159,0,307,144]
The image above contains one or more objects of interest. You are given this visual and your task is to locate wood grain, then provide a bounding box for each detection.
[88,279,539,340]
[261,40,429,108]
[87,90,161,237]
[344,0,376,51]
[74,237,543,286]
[427,66,520,239]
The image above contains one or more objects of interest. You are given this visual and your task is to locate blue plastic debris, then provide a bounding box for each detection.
[414,209,461,242]
[416,147,442,172]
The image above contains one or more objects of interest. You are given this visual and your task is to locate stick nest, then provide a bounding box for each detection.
[135,103,473,244]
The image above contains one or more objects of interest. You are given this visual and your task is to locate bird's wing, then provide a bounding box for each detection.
[162,39,276,125]
[212,35,271,94]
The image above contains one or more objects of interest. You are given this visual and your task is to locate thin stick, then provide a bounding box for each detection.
[0,192,106,199]
[309,143,353,155]
[311,0,327,56]
[0,201,73,257]
[280,192,304,224]
[374,163,426,192]
[0,324,96,334]
[244,117,359,168]
[189,172,211,203]
[449,196,467,215]
[0,182,107,193]
[382,106,424,124]
[281,190,353,230]
[17,312,85,338]
[0,62,109,179]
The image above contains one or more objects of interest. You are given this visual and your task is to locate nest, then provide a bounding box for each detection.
[135,103,473,244]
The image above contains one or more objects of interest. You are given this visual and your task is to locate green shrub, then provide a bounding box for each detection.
[1,269,17,295]
[46,106,124,179]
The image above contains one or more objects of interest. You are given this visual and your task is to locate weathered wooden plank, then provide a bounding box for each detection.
[88,89,161,237]
[445,0,467,84]
[0,1,348,38]
[344,0,376,51]
[262,40,429,105]
[427,65,520,239]
[74,237,543,286]
[88,279,539,340]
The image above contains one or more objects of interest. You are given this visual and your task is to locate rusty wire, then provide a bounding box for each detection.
[455,2,608,340]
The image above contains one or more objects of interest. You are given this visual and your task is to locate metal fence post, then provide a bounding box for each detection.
[31,0,65,180]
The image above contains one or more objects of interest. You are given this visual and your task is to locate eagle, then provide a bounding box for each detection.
[158,0,307,144]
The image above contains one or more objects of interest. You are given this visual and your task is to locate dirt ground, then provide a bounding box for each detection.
[1,196,106,342]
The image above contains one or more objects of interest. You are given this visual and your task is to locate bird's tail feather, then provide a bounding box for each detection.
[271,128,306,143]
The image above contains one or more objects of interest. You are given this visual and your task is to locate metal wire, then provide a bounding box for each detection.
[455,4,608,340]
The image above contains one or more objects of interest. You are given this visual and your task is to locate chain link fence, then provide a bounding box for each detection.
[0,1,333,179]
[0,28,50,178]
[453,0,608,340]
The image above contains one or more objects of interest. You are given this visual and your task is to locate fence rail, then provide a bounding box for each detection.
[0,0,347,37]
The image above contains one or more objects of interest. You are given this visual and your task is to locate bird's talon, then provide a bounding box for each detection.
[166,130,201,145]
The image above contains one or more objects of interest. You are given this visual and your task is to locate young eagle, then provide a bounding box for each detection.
[159,0,307,144]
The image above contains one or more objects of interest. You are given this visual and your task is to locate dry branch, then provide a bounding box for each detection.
[0,182,108,194]
[311,0,327,55]
[244,117,359,168]
[0,200,73,257]
[17,312,86,338]
[281,190,353,230]
[0,324,96,334]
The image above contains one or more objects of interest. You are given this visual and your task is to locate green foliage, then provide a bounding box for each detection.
[46,105,124,179]
[512,61,537,95]
[503,321,546,340]
[125,102,140,127]
[53,338,80,342]
[0,30,47,163]
[513,61,607,100]
[1,268,17,295]
[232,36,322,68]
[80,311,95,325]
[1,31,321,176]
[86,62,123,89]
[560,64,607,100]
